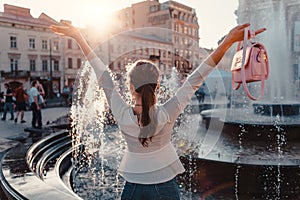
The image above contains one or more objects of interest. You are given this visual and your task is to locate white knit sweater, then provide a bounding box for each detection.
[88,55,213,184]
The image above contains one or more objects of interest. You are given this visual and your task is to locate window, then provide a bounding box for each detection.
[293,64,298,80]
[193,28,197,37]
[53,41,59,51]
[162,50,166,58]
[184,27,188,34]
[184,38,188,46]
[54,60,59,71]
[10,59,18,71]
[29,38,35,49]
[178,25,182,33]
[42,60,48,71]
[30,59,36,71]
[10,36,17,48]
[68,39,72,49]
[174,24,179,32]
[117,61,121,70]
[42,40,48,50]
[77,58,82,68]
[68,58,73,69]
[188,27,192,35]
[175,48,179,55]
[150,48,154,55]
[150,5,158,12]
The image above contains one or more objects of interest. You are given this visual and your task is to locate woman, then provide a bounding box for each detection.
[37,81,46,108]
[50,23,265,199]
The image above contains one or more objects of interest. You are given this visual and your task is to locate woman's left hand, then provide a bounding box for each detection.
[50,22,82,41]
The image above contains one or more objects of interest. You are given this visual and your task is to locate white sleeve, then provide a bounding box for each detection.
[88,56,129,122]
[163,61,214,121]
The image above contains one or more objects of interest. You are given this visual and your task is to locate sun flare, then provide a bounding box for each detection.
[80,2,117,35]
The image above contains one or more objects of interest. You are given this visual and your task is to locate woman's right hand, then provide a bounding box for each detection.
[50,22,93,57]
[204,23,266,67]
[223,23,266,46]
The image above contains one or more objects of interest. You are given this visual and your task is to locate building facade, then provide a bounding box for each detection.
[93,30,173,77]
[0,1,204,96]
[115,0,201,77]
[0,4,83,97]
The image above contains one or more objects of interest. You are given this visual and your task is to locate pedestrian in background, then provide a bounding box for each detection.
[195,83,206,103]
[14,83,27,123]
[28,81,42,129]
[1,83,14,121]
[37,81,46,108]
[62,85,71,106]
[0,92,4,111]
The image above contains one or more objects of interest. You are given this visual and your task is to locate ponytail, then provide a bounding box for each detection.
[136,84,157,147]
[141,84,155,126]
[128,60,160,147]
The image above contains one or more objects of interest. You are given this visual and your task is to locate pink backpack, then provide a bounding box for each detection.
[231,27,269,100]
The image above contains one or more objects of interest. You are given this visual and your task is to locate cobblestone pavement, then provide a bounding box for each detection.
[0,107,70,141]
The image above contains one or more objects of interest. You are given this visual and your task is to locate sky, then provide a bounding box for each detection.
[0,0,238,48]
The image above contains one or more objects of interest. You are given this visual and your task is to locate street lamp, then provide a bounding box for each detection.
[0,71,3,93]
[48,39,53,99]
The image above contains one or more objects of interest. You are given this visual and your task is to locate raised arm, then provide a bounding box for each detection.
[50,22,129,122]
[205,23,266,67]
[163,23,266,120]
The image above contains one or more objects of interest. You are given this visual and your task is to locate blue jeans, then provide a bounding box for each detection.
[2,102,14,120]
[30,103,42,128]
[121,178,180,200]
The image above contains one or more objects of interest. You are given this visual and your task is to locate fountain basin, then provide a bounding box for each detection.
[0,130,80,200]
[1,122,300,199]
[179,156,300,199]
[253,103,300,116]
[201,107,300,141]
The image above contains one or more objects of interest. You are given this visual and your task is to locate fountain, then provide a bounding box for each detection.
[196,0,300,199]
[2,1,300,199]
[221,0,300,142]
[66,1,300,198]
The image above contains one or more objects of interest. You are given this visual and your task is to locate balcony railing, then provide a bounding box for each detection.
[1,70,30,78]
[30,71,62,78]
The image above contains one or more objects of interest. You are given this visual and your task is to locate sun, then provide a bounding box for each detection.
[80,2,118,35]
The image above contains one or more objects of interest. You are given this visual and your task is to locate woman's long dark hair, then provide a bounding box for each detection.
[129,60,160,147]
[135,83,157,147]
